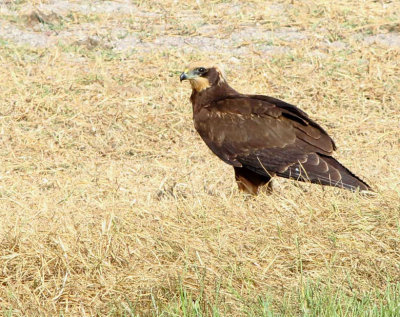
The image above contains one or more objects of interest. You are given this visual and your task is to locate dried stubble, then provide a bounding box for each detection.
[0,0,400,315]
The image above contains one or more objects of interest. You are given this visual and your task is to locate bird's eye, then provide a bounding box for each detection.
[198,67,206,73]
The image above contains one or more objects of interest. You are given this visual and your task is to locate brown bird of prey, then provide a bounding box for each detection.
[180,62,371,194]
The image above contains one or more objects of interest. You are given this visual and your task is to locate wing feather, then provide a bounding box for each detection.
[194,95,334,166]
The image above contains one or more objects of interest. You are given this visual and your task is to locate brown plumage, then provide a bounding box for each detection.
[180,62,371,195]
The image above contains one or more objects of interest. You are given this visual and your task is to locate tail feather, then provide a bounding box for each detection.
[321,155,371,191]
[278,154,371,191]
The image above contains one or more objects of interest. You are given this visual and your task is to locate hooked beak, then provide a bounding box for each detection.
[180,72,188,82]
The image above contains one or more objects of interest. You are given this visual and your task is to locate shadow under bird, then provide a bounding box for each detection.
[180,62,371,195]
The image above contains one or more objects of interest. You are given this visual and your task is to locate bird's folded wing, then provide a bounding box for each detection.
[194,96,335,167]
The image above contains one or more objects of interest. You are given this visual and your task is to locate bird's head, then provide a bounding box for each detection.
[180,61,226,92]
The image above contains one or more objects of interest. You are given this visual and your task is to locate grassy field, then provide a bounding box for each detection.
[1,0,400,316]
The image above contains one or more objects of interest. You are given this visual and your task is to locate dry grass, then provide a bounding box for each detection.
[0,0,400,315]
